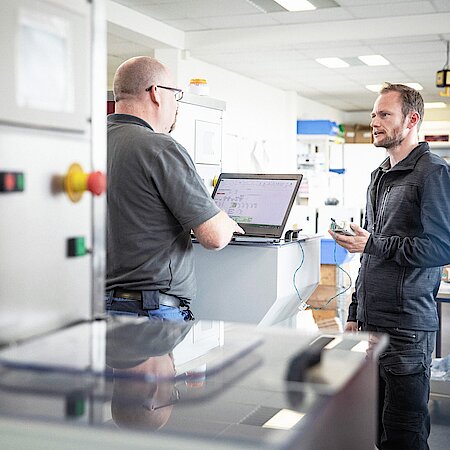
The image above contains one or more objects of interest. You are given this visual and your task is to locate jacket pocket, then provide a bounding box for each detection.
[380,184,421,236]
[380,349,425,376]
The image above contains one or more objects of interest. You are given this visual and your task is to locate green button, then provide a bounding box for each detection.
[16,173,25,191]
[67,237,87,257]
[75,237,86,256]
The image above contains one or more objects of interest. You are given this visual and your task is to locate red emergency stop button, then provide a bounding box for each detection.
[64,163,106,203]
[87,171,107,196]
[0,172,25,192]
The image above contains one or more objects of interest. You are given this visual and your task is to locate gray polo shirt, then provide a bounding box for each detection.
[106,114,220,301]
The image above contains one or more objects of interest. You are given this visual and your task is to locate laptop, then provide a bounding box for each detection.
[211,173,303,243]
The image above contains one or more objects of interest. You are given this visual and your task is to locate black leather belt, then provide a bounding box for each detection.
[112,289,180,308]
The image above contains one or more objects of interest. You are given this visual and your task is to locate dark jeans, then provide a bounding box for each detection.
[361,323,436,450]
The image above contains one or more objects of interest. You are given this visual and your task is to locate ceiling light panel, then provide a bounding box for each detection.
[405,82,424,90]
[358,54,390,66]
[245,0,286,13]
[365,84,382,92]
[270,6,351,24]
[316,57,349,68]
[273,0,316,11]
[424,102,447,109]
[365,82,424,92]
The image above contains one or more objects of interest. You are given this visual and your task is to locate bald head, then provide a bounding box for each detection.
[113,56,168,103]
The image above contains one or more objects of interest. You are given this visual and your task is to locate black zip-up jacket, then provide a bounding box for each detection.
[348,142,450,330]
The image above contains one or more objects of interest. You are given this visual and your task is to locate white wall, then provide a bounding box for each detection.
[419,120,450,138]
[343,144,387,209]
[297,95,345,124]
[175,54,298,174]
[155,50,346,175]
[343,111,371,126]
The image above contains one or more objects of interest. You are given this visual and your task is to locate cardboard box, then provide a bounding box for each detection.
[308,286,339,309]
[355,124,372,144]
[309,263,354,331]
[319,263,352,285]
[342,124,356,143]
[312,308,337,323]
[320,264,337,285]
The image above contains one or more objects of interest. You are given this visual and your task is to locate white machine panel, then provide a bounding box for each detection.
[0,0,106,344]
[0,128,92,342]
[0,0,90,131]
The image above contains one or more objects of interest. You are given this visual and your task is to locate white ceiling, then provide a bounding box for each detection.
[107,0,450,113]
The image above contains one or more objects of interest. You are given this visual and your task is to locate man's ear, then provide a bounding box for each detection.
[407,111,420,129]
[148,85,161,107]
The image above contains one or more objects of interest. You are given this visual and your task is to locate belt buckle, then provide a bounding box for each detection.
[114,289,142,301]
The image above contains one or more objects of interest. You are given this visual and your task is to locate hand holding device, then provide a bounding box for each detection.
[330,218,356,236]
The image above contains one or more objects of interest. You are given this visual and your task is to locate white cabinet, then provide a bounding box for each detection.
[171,93,225,194]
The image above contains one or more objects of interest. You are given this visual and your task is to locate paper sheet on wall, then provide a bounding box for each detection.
[251,140,271,172]
[195,120,221,165]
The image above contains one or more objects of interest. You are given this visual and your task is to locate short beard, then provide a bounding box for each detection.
[374,133,404,149]
[374,118,407,149]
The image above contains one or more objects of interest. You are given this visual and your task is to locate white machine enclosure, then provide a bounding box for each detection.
[0,0,106,344]
[193,237,320,326]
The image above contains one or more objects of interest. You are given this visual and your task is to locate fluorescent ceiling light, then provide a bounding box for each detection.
[273,0,316,11]
[366,84,382,92]
[365,83,424,93]
[262,409,306,430]
[424,102,447,109]
[358,55,390,66]
[316,57,349,68]
[405,83,423,90]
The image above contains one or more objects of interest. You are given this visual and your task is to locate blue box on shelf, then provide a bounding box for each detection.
[297,120,339,136]
[321,238,354,265]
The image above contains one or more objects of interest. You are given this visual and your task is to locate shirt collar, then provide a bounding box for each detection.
[107,113,154,131]
[377,141,430,172]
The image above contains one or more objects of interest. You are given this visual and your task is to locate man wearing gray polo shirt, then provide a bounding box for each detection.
[105,56,243,321]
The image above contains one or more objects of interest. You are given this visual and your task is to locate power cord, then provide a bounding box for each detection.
[293,233,352,311]
[292,240,307,311]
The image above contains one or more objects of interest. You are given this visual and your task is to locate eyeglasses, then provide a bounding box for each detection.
[145,84,184,101]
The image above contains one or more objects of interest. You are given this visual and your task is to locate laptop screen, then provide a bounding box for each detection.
[212,173,303,239]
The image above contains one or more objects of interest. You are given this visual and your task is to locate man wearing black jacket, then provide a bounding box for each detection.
[330,83,450,450]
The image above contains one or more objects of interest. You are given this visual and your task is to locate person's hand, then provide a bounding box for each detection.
[344,321,358,333]
[328,223,369,253]
[234,222,245,234]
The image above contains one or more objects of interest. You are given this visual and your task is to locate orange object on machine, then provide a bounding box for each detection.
[64,163,106,202]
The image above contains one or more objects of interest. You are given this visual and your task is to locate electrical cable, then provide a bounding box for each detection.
[293,232,353,312]
[292,240,307,311]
